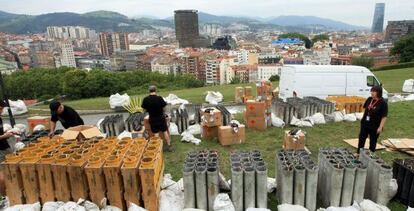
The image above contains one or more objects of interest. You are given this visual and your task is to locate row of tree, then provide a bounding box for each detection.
[3,67,204,100]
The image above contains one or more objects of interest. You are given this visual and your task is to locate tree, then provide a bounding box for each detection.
[269,75,280,82]
[390,34,414,63]
[230,75,242,84]
[279,33,312,49]
[352,56,375,69]
[312,34,329,43]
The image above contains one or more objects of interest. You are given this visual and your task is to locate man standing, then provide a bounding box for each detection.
[0,100,14,196]
[49,101,84,137]
[141,85,173,152]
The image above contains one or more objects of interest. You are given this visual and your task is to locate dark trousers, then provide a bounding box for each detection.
[358,124,380,153]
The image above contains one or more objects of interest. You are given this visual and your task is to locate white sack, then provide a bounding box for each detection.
[277,204,308,211]
[161,174,175,190]
[333,111,345,122]
[389,95,405,103]
[355,112,364,120]
[159,179,184,211]
[271,113,285,127]
[1,100,28,116]
[127,203,147,211]
[3,123,12,132]
[117,131,132,140]
[183,209,205,211]
[213,193,235,211]
[317,202,360,211]
[267,177,276,193]
[79,199,99,211]
[359,199,390,211]
[33,124,46,132]
[42,201,65,211]
[185,124,201,135]
[407,207,414,211]
[246,209,271,211]
[56,202,86,211]
[310,113,326,124]
[406,94,414,101]
[181,131,201,145]
[205,91,223,105]
[290,116,313,127]
[164,94,189,105]
[219,173,231,191]
[402,79,414,93]
[109,93,130,109]
[14,124,27,134]
[97,118,104,131]
[169,123,179,135]
[344,114,357,122]
[5,202,41,211]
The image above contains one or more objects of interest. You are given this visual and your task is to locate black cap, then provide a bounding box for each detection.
[0,100,6,108]
[49,101,61,115]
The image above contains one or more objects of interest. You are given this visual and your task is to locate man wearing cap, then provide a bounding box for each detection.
[49,101,84,137]
[141,85,173,152]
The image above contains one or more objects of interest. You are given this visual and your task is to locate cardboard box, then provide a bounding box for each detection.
[202,125,219,140]
[245,116,267,131]
[201,108,222,127]
[245,100,266,117]
[218,125,245,146]
[61,125,102,141]
[283,130,305,150]
[244,86,253,97]
[243,96,254,103]
[235,87,245,103]
[27,116,51,132]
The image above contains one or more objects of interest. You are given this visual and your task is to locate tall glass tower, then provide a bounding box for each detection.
[371,3,385,33]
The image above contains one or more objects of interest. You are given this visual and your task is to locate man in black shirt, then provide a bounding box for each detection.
[358,86,388,153]
[0,100,14,196]
[141,85,173,152]
[49,101,84,137]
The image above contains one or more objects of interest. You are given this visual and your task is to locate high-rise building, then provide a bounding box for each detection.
[174,10,210,48]
[99,32,129,57]
[29,41,56,68]
[47,26,97,40]
[59,41,76,68]
[371,3,385,33]
[385,20,414,43]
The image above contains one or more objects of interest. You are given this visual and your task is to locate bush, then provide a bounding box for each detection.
[372,61,414,71]
[352,56,375,69]
[4,68,204,100]
[269,75,280,82]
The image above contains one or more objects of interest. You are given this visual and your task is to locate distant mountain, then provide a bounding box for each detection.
[83,11,128,19]
[265,15,366,31]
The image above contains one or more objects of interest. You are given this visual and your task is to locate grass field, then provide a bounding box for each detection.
[164,100,414,210]
[375,67,414,93]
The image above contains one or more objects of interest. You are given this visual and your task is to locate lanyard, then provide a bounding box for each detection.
[368,98,380,111]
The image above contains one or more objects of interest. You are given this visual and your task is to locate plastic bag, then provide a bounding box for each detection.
[56,202,86,211]
[117,131,132,140]
[407,207,414,211]
[310,113,326,124]
[161,174,176,190]
[213,193,235,211]
[14,124,27,134]
[406,94,414,101]
[277,204,308,211]
[402,79,414,93]
[185,124,201,135]
[1,100,28,116]
[219,173,231,191]
[389,95,405,103]
[333,111,345,122]
[183,209,205,211]
[159,182,184,211]
[246,208,271,211]
[271,113,285,127]
[290,116,313,127]
[359,199,390,211]
[100,198,122,211]
[42,201,65,211]
[181,131,201,145]
[344,114,357,122]
[169,123,179,135]
[318,202,360,211]
[109,93,130,109]
[3,123,12,132]
[267,177,276,193]
[96,118,104,131]
[205,91,223,105]
[164,94,189,105]
[128,203,147,211]
[5,202,41,211]
[355,112,364,120]
[33,124,46,132]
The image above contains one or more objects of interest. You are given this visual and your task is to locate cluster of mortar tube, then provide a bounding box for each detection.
[230,150,268,211]
[318,148,367,208]
[359,149,394,205]
[276,149,318,211]
[183,150,219,211]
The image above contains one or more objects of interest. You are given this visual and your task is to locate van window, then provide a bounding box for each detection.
[367,76,379,87]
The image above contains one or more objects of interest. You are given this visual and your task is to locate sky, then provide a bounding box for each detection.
[0,0,413,27]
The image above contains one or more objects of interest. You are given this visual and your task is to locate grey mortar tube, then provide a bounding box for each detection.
[195,164,208,210]
[279,165,294,204]
[305,165,318,211]
[376,164,393,205]
[231,165,244,211]
[207,165,219,211]
[294,165,306,206]
[340,164,356,207]
[244,166,256,209]
[352,162,367,204]
[371,159,384,201]
[328,160,344,207]
[183,164,196,208]
[256,165,268,208]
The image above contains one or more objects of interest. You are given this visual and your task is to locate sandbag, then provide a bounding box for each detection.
[389,95,405,103]
[246,209,271,211]
[117,131,132,140]
[185,124,201,135]
[1,100,28,116]
[3,123,12,132]
[169,123,179,136]
[344,114,357,122]
[56,202,85,211]
[42,201,65,211]
[161,174,176,190]
[402,79,414,93]
[267,177,276,193]
[159,178,184,211]
[164,94,189,105]
[271,113,285,127]
[33,124,46,132]
[219,173,231,191]
[406,94,414,101]
[213,193,235,211]
[355,112,364,120]
[5,202,41,211]
[78,199,99,211]
[317,202,360,211]
[181,131,201,145]
[290,116,313,127]
[407,207,414,211]
[205,91,223,105]
[14,124,27,134]
[310,113,326,124]
[128,203,147,211]
[277,204,308,211]
[109,93,130,109]
[359,199,390,211]
[333,111,345,122]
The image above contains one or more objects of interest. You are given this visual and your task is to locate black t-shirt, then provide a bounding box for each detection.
[0,117,10,150]
[361,97,388,129]
[51,105,84,129]
[141,95,167,121]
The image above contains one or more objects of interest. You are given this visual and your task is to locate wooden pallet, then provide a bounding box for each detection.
[1,156,25,205]
[139,159,164,211]
[36,155,56,203]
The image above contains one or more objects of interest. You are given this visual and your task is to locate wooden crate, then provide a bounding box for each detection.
[1,155,25,205]
[67,156,90,202]
[19,157,41,204]
[121,146,146,207]
[85,156,107,207]
[36,154,56,203]
[51,154,72,202]
[103,155,127,210]
[139,159,164,211]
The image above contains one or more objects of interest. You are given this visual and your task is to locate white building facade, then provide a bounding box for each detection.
[59,41,76,68]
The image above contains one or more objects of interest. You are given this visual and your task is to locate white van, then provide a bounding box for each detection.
[278,65,388,100]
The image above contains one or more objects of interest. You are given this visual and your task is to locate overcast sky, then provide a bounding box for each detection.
[0,0,413,26]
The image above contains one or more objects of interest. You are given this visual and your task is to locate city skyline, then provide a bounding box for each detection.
[0,0,413,27]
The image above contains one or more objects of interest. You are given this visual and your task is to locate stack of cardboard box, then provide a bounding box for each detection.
[244,100,267,131]
[234,86,254,103]
[218,124,245,146]
[283,130,306,150]
[201,108,222,140]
